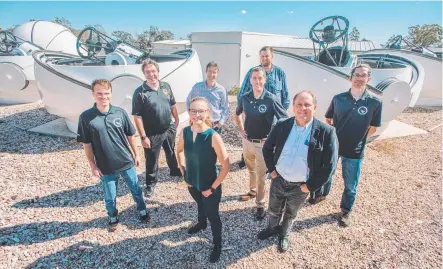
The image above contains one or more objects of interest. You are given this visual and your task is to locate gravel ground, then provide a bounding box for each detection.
[0,101,441,269]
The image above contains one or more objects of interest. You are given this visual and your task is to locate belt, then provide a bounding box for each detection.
[247,138,265,143]
[276,173,305,185]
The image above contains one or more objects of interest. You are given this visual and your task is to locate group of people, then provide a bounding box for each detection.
[77,46,382,263]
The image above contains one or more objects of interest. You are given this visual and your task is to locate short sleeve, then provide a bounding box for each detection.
[77,115,92,143]
[165,82,176,106]
[131,87,143,116]
[325,97,335,119]
[370,101,382,127]
[123,110,136,136]
[236,96,244,116]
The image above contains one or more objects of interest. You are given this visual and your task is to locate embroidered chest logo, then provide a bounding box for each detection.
[258,104,267,113]
[162,88,169,96]
[113,118,123,127]
[357,106,368,115]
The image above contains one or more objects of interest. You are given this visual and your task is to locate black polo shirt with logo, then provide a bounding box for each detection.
[132,81,176,136]
[77,104,136,175]
[236,90,288,140]
[325,89,382,159]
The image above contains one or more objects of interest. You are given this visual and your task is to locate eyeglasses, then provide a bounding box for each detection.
[189,109,208,115]
[352,73,370,78]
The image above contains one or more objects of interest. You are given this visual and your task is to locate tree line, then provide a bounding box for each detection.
[349,25,442,47]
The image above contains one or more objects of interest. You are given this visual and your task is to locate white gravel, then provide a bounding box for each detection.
[0,101,441,269]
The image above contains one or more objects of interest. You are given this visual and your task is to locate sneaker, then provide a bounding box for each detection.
[108,216,119,232]
[209,245,221,263]
[339,211,352,227]
[139,210,150,223]
[145,186,155,198]
[257,227,279,240]
[308,195,327,205]
[278,236,289,253]
[187,222,207,234]
[256,207,266,221]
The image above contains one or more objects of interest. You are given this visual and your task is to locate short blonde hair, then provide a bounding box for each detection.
[91,79,112,92]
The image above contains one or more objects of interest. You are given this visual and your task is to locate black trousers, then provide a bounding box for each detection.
[188,185,222,247]
[144,124,181,187]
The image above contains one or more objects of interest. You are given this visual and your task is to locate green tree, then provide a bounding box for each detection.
[349,27,360,41]
[407,24,442,47]
[112,30,135,45]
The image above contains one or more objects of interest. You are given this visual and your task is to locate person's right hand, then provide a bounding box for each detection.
[239,129,247,139]
[141,137,151,149]
[179,165,185,177]
[91,165,103,178]
[270,170,278,179]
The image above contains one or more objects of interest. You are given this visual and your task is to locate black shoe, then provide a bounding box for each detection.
[187,222,207,234]
[278,236,289,253]
[170,169,182,177]
[139,210,150,223]
[209,245,221,263]
[256,207,266,220]
[257,227,279,240]
[145,186,155,198]
[339,211,351,227]
[108,216,119,232]
[238,160,246,169]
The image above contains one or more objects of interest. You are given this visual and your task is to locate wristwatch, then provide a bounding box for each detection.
[141,136,146,140]
[210,186,216,192]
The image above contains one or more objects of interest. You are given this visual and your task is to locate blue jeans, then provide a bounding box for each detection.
[100,166,147,218]
[340,156,363,212]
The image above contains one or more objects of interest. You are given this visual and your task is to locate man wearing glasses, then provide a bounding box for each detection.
[186,61,229,133]
[321,63,382,227]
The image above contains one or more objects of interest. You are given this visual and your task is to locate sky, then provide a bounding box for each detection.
[0,1,441,45]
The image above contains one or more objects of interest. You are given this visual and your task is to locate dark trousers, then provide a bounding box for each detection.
[144,124,181,187]
[268,175,308,238]
[188,185,222,247]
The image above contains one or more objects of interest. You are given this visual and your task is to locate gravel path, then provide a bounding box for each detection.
[0,101,441,269]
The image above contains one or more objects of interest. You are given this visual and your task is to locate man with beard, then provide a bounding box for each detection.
[236,46,290,168]
[322,64,382,227]
[132,59,182,198]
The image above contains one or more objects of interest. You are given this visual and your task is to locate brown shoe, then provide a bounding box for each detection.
[308,195,326,205]
[239,192,256,201]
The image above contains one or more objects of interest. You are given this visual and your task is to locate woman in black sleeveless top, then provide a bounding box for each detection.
[177,97,230,263]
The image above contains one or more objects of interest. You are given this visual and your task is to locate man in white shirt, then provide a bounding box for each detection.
[259,91,338,253]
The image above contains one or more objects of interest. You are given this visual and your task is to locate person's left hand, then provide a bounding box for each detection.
[300,184,310,193]
[133,155,140,167]
[202,189,213,197]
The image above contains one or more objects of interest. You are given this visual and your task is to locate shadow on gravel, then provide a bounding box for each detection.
[12,168,180,209]
[0,108,79,154]
[20,203,338,268]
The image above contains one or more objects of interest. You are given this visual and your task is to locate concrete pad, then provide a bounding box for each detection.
[374,120,427,141]
[28,118,77,139]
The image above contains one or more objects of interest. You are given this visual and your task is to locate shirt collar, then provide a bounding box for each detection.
[93,103,115,115]
[294,118,313,132]
[347,88,369,101]
[248,89,265,100]
[259,64,274,74]
[142,81,160,92]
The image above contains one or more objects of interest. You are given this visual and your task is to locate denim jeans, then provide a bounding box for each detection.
[100,166,147,218]
[188,185,222,247]
[268,175,308,238]
[340,156,363,212]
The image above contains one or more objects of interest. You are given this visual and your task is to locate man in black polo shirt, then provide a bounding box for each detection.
[77,79,149,231]
[235,66,288,220]
[324,63,382,227]
[132,59,181,197]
